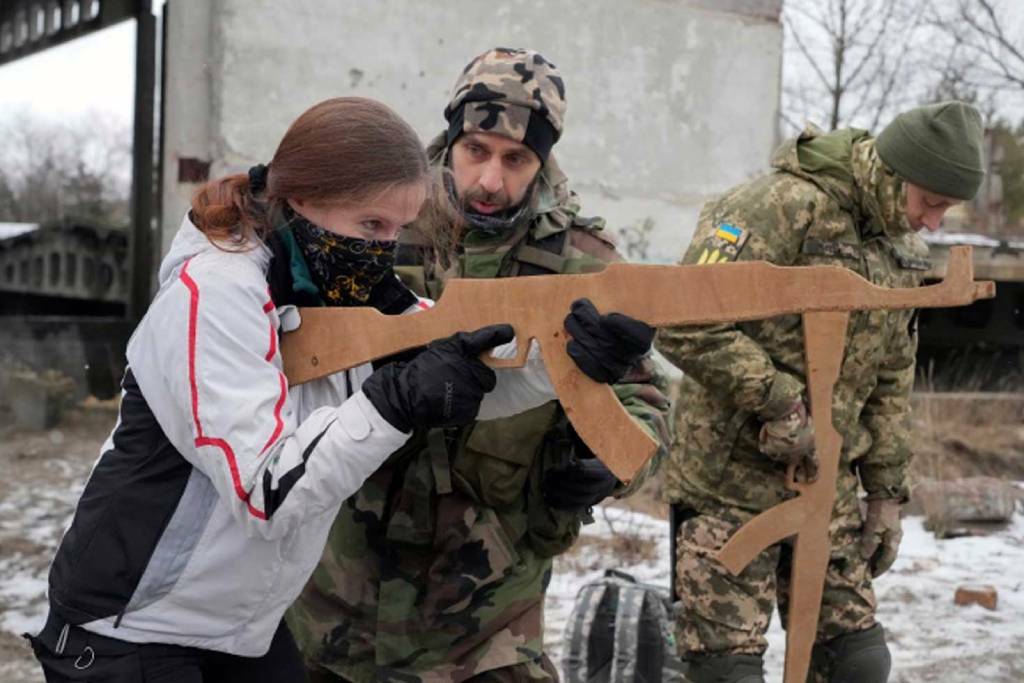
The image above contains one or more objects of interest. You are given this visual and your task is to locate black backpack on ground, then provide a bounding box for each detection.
[562,569,686,683]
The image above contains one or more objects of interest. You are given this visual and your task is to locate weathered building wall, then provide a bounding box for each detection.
[161,0,782,262]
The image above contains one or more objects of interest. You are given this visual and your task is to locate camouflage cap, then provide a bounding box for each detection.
[444,47,566,161]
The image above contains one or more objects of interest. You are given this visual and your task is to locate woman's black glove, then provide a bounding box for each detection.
[542,455,620,510]
[363,324,514,432]
[565,298,655,384]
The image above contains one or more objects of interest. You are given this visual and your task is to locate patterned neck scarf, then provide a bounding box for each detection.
[850,140,913,238]
[287,208,398,306]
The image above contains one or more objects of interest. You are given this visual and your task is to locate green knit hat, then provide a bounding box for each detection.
[876,101,985,200]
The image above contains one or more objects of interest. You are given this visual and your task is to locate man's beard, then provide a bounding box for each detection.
[463,185,512,214]
[449,177,536,236]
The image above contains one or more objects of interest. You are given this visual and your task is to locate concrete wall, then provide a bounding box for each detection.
[161,0,782,262]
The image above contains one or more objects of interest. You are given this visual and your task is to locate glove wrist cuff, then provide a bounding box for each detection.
[755,372,805,421]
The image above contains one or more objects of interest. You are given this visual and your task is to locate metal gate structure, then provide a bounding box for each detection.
[0,0,156,396]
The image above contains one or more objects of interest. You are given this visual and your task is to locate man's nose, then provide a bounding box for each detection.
[478,159,504,194]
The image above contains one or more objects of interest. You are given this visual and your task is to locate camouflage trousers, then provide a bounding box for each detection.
[306,655,559,683]
[674,503,877,681]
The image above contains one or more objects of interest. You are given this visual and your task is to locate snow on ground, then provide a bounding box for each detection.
[545,502,1024,682]
[0,223,40,241]
[2,442,1022,681]
[0,426,95,683]
[0,478,81,637]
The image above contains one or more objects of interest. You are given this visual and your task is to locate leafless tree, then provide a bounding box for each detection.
[931,0,1024,103]
[782,0,933,134]
[0,109,131,226]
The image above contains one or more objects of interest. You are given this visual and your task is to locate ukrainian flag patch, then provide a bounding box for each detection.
[715,223,743,244]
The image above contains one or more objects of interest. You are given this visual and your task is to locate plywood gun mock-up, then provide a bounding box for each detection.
[281,246,993,683]
[283,246,990,481]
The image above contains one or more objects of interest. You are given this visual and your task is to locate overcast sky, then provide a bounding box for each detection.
[0,4,1021,132]
[0,20,135,123]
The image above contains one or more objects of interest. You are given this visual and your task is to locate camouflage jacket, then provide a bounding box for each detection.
[287,135,672,683]
[656,126,928,515]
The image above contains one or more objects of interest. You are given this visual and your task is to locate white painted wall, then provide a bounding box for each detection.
[161,0,782,262]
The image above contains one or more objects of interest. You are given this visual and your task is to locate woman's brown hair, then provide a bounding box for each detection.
[190,97,429,245]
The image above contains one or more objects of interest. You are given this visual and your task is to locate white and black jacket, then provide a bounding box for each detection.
[44,215,555,656]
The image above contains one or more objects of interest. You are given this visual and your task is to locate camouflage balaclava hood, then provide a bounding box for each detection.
[444,47,566,163]
[442,47,567,235]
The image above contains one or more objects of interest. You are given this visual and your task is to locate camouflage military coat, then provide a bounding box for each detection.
[287,136,671,683]
[657,126,929,515]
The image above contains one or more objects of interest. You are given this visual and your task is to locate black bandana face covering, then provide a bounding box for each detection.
[288,209,398,306]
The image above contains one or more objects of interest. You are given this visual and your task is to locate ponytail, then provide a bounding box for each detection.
[190,173,271,249]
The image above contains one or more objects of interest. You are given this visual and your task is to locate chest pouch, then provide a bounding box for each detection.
[451,403,559,509]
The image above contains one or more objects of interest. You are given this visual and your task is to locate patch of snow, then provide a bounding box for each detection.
[545,503,1024,682]
[0,223,39,240]
[2,460,1021,681]
[924,232,1024,251]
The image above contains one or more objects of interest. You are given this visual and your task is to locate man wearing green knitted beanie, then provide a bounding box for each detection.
[657,101,984,683]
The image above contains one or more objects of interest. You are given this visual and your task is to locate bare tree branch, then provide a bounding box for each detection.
[931,0,1024,97]
[783,0,933,131]
[784,13,834,92]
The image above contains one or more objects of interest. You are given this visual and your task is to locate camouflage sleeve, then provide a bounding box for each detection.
[655,183,813,418]
[610,355,673,496]
[857,311,917,502]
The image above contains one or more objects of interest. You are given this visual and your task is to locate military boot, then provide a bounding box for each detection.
[683,654,765,682]
[811,624,891,683]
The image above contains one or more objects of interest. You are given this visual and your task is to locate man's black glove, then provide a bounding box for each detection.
[363,324,514,432]
[542,456,620,510]
[564,298,655,384]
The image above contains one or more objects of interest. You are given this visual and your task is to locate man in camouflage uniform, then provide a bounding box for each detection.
[288,47,671,683]
[656,102,985,683]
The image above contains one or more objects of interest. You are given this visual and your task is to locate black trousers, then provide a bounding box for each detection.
[29,612,305,682]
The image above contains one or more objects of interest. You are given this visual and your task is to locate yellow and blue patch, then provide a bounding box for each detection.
[693,222,749,265]
[715,223,744,244]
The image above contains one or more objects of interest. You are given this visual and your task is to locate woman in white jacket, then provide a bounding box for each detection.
[28,97,572,683]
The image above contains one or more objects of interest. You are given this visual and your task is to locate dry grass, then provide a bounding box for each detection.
[558,530,660,575]
[909,392,1024,484]
[556,504,662,575]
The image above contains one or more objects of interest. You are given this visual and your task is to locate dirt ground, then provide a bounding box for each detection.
[0,400,117,683]
[0,393,1021,681]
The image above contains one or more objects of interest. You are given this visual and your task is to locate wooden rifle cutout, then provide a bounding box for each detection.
[281,246,993,682]
[283,246,990,479]
[282,246,991,681]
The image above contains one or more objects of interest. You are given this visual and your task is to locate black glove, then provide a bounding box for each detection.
[564,298,655,384]
[363,324,514,432]
[542,456,620,510]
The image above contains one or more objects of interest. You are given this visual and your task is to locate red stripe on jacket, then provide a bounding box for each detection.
[260,297,286,454]
[180,259,269,521]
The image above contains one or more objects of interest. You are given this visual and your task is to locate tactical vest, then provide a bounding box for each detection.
[392,217,613,557]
